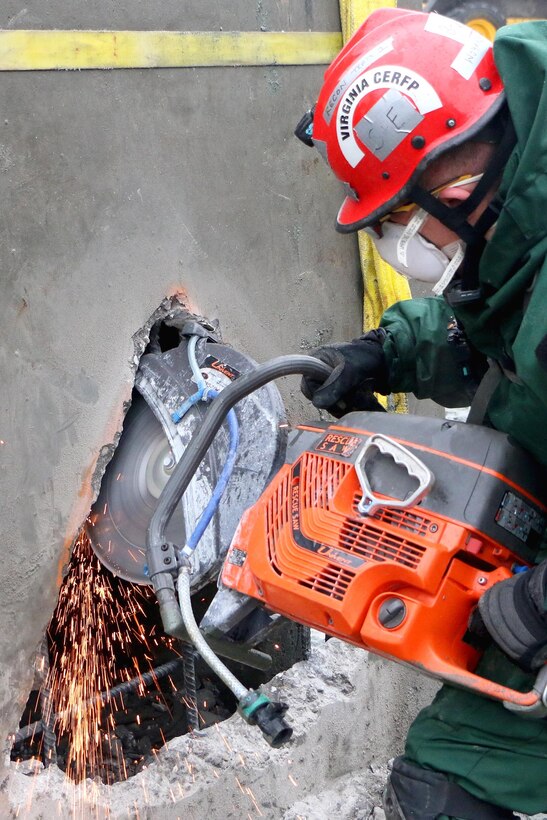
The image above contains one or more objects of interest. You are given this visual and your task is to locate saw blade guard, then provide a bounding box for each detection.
[86,333,287,587]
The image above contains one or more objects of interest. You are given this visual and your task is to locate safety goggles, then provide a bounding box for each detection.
[363,173,483,237]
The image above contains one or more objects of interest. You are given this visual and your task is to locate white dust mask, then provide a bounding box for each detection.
[370,214,465,295]
[368,174,484,295]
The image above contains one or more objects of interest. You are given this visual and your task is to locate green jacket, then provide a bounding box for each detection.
[382,28,547,811]
[381,21,547,467]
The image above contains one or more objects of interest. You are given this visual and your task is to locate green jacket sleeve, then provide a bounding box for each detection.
[380,296,473,408]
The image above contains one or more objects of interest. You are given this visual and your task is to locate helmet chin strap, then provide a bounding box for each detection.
[407,116,517,303]
[397,174,484,261]
[408,115,517,248]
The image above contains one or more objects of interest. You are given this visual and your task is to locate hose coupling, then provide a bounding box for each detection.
[237,689,293,747]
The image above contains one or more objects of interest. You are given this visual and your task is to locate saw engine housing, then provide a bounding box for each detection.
[221,412,547,701]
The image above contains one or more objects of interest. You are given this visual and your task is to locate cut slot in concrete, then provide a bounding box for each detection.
[10,530,310,785]
[10,299,201,777]
[6,639,441,819]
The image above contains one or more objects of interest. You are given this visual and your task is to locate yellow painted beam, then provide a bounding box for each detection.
[0,29,343,71]
[506,16,543,23]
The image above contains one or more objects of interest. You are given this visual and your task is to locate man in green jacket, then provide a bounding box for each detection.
[297,9,547,819]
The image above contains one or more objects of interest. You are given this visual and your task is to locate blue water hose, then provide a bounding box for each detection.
[171,388,205,424]
[172,336,205,423]
[171,335,240,554]
[187,334,207,391]
[185,389,239,552]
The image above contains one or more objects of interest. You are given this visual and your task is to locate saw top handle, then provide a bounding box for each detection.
[356,433,435,517]
[145,354,330,645]
[147,355,331,553]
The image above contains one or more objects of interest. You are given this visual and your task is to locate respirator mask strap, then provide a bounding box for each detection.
[432,243,466,295]
[396,208,428,269]
[393,204,466,294]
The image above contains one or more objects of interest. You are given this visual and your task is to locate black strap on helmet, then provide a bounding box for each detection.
[446,192,504,304]
[409,111,516,247]
[409,109,517,305]
[294,107,315,147]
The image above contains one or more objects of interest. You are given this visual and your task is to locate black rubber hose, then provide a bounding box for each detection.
[147,355,331,552]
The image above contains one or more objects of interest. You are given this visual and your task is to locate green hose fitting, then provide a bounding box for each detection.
[237,689,293,748]
[238,691,271,722]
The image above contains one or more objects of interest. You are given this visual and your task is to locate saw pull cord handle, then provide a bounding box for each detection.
[355,433,435,516]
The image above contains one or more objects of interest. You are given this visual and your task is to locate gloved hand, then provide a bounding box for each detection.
[476,560,547,672]
[301,328,390,418]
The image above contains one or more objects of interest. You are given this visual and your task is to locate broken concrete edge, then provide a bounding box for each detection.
[1,292,199,771]
[60,292,198,582]
[92,291,193,498]
[2,640,440,819]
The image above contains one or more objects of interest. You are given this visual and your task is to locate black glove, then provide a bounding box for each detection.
[301,328,390,419]
[476,560,547,672]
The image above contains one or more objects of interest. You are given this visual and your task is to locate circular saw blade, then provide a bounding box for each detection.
[86,395,186,584]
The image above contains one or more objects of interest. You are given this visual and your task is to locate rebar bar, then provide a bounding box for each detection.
[181,640,200,731]
[38,638,57,767]
[13,656,184,745]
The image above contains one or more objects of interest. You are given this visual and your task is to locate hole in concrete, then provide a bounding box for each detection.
[11,306,309,784]
[12,530,308,784]
[11,531,236,783]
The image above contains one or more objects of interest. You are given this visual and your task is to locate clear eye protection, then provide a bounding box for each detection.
[361,174,483,293]
[368,173,484,231]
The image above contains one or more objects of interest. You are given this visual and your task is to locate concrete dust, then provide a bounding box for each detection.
[281,767,389,820]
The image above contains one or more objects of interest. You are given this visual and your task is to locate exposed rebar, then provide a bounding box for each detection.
[181,641,200,731]
[13,656,184,745]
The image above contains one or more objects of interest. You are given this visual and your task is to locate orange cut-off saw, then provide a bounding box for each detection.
[139,353,547,725]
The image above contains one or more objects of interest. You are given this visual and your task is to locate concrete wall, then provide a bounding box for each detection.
[0,1,364,752]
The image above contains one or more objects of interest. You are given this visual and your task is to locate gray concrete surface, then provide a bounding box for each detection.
[0,0,361,768]
[0,3,468,818]
[0,0,368,748]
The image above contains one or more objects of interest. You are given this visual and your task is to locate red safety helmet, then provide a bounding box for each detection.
[305,8,505,233]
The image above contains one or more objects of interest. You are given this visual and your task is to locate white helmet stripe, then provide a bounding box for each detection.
[335,66,442,168]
